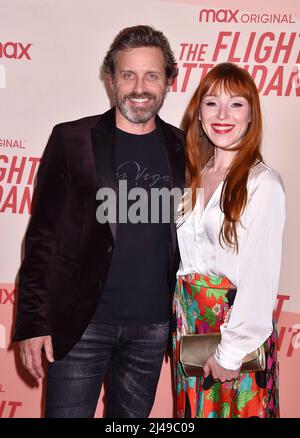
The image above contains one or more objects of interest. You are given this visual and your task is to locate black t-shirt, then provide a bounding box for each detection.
[93,126,171,325]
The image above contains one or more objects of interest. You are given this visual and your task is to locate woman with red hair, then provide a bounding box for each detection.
[173,63,285,418]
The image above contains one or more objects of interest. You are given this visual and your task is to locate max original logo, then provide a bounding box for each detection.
[199,9,239,23]
[199,9,296,24]
[0,42,32,60]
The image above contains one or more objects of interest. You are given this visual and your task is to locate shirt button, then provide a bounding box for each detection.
[107,245,113,254]
[98,280,103,288]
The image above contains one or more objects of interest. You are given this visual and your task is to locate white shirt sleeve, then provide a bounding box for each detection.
[214,169,285,370]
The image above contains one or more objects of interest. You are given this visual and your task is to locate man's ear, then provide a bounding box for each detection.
[166,77,173,92]
[107,74,114,89]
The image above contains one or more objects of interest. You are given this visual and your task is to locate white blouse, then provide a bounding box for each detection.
[177,162,285,370]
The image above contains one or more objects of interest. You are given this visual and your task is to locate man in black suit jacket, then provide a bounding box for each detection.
[13,25,185,418]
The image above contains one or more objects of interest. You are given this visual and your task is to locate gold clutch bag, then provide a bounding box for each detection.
[180,333,266,377]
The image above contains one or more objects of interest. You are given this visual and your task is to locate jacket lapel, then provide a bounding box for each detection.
[156,115,185,256]
[91,107,117,241]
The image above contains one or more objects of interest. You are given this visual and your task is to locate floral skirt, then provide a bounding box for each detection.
[172,273,279,418]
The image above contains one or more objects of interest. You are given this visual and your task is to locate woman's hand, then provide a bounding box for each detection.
[203,354,240,382]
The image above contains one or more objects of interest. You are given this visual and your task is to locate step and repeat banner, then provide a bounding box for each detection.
[0,0,299,418]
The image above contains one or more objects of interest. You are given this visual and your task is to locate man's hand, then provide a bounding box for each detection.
[203,354,240,383]
[19,336,54,380]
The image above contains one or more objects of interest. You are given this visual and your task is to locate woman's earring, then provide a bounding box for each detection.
[199,113,204,137]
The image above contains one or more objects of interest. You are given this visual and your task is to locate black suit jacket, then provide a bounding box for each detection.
[13,107,185,360]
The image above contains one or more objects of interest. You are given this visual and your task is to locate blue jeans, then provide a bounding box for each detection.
[45,320,169,418]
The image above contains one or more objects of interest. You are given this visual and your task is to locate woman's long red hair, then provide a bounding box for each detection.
[182,63,263,251]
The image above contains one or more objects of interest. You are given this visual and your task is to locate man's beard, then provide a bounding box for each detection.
[113,88,167,124]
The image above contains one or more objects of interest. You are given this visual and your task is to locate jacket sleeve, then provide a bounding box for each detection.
[214,170,285,370]
[13,125,68,341]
